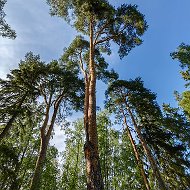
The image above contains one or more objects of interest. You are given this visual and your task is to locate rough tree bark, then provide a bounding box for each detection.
[84,18,104,190]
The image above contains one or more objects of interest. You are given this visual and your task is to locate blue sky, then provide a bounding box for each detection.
[1,0,190,150]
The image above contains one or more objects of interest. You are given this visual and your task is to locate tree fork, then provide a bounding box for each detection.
[30,102,60,190]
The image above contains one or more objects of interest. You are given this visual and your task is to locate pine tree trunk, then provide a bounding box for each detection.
[30,102,59,190]
[30,137,48,190]
[122,111,151,190]
[126,105,166,190]
[29,104,50,190]
[84,75,90,141]
[84,18,104,190]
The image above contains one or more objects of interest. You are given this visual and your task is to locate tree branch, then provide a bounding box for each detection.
[94,20,110,45]
[78,50,87,77]
[94,25,127,46]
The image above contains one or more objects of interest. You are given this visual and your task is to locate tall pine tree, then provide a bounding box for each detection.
[47,1,147,188]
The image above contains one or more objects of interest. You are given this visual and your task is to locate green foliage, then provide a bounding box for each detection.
[171,43,190,69]
[0,106,40,190]
[60,119,86,190]
[48,1,148,58]
[106,78,190,189]
[40,146,60,190]
[0,143,19,189]
[0,52,84,138]
[179,91,190,118]
[171,42,190,120]
[36,58,84,112]
[163,104,190,148]
[0,0,16,39]
[60,112,144,190]
[0,52,45,131]
[171,43,190,86]
[97,111,144,190]
[0,104,61,190]
[61,35,119,83]
[162,104,190,186]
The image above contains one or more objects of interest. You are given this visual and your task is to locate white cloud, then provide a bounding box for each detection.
[0,41,19,79]
[50,111,83,152]
[50,125,66,152]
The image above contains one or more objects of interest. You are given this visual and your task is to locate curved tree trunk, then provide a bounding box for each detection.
[84,18,104,190]
[126,104,167,190]
[122,110,151,190]
[30,101,60,190]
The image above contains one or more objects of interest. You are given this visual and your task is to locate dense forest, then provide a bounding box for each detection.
[0,0,190,190]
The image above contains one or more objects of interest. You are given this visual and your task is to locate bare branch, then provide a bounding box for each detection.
[94,35,115,46]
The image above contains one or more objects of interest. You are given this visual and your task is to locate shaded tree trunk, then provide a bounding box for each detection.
[122,110,151,190]
[125,103,166,190]
[84,18,104,190]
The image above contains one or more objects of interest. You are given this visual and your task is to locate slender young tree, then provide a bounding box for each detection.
[47,1,147,188]
[60,119,86,190]
[97,111,144,190]
[0,105,40,190]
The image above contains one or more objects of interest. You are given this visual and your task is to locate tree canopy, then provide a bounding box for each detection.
[1,1,190,190]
